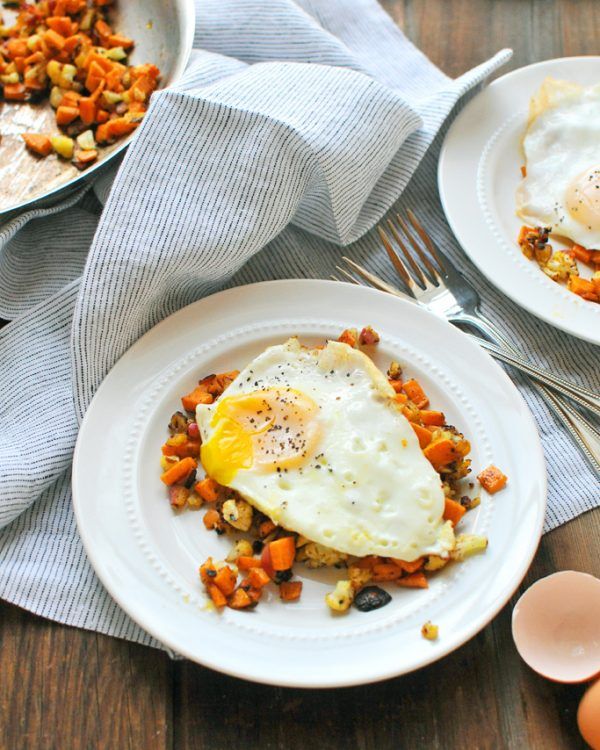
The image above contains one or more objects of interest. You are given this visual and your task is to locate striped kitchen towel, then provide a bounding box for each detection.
[0,0,596,651]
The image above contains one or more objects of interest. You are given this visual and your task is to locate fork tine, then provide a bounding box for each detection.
[341,256,407,297]
[334,266,360,285]
[395,213,440,283]
[384,221,426,288]
[377,226,413,288]
[405,209,446,274]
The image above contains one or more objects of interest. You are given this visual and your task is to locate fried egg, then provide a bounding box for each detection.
[196,338,451,561]
[516,78,600,248]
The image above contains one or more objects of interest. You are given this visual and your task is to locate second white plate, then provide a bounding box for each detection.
[72,280,546,687]
[438,56,600,346]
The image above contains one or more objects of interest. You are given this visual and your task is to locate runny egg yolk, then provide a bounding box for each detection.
[566,165,600,236]
[200,388,320,485]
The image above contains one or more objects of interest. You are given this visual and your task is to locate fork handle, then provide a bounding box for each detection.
[452,312,600,477]
[473,339,600,420]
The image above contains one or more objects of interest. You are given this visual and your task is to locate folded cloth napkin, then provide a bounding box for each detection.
[0,0,597,651]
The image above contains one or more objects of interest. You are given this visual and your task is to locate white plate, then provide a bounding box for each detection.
[438,57,600,346]
[72,280,546,687]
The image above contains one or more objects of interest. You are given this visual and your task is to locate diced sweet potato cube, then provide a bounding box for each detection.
[199,557,217,585]
[56,105,80,125]
[194,477,220,503]
[372,563,403,582]
[181,386,213,412]
[568,275,598,301]
[73,149,98,169]
[402,379,429,409]
[108,33,134,49]
[571,245,592,265]
[236,556,262,571]
[247,567,270,588]
[279,581,302,601]
[258,519,277,538]
[107,116,138,138]
[94,19,113,45]
[47,16,75,36]
[160,457,196,485]
[397,572,428,588]
[44,29,67,50]
[392,557,424,573]
[443,497,466,526]
[411,422,432,449]
[6,39,28,58]
[477,465,508,494]
[213,566,237,596]
[79,97,96,125]
[423,439,462,471]
[228,587,253,609]
[202,509,221,530]
[206,583,226,608]
[21,134,52,157]
[338,328,358,347]
[419,410,445,426]
[3,83,27,101]
[95,123,112,144]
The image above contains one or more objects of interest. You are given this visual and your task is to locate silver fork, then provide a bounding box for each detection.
[338,210,600,476]
[359,213,600,418]
[336,260,600,416]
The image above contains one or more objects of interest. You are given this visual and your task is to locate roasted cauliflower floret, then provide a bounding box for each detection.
[450,534,488,561]
[225,538,254,563]
[442,480,456,498]
[534,244,552,265]
[518,225,551,260]
[302,542,347,569]
[441,458,472,482]
[541,250,577,282]
[221,498,253,532]
[430,426,471,457]
[348,565,373,590]
[325,580,354,612]
[387,360,403,381]
[428,426,472,480]
[424,555,449,572]
[438,519,456,555]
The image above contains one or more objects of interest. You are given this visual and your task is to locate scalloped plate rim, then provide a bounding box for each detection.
[72,279,547,687]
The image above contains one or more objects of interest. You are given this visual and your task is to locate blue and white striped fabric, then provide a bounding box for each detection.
[0,0,597,650]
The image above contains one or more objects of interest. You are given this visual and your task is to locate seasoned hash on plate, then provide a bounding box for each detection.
[516,78,600,303]
[160,328,507,617]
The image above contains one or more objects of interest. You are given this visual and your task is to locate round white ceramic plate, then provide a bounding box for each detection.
[438,57,600,346]
[72,280,546,687]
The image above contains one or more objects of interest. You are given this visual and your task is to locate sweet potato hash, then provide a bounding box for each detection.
[518,225,600,304]
[1,0,160,169]
[160,328,507,615]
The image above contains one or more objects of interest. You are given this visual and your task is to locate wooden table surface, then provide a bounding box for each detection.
[1,2,599,748]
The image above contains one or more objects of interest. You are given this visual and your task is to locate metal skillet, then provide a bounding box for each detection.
[0,0,195,217]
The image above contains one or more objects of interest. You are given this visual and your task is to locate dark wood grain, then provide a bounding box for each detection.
[0,603,173,750]
[1,2,599,749]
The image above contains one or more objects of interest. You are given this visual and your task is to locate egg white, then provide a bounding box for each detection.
[196,338,451,561]
[516,78,600,248]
